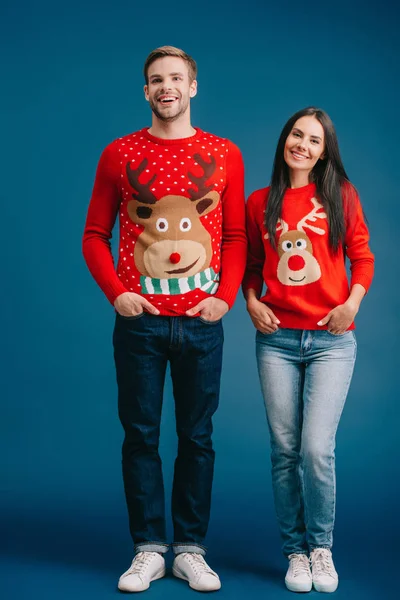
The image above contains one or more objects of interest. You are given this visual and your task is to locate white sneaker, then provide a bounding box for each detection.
[285,553,312,592]
[310,548,338,593]
[172,552,221,591]
[118,552,166,592]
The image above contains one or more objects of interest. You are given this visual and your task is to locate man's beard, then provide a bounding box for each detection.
[149,95,189,123]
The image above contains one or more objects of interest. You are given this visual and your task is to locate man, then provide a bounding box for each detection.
[83,46,246,592]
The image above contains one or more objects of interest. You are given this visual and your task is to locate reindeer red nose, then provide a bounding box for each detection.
[288,255,305,271]
[169,252,181,264]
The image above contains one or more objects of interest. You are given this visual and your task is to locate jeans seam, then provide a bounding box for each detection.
[322,337,356,548]
[297,366,306,549]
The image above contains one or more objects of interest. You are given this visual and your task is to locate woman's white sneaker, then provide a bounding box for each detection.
[118,552,166,592]
[172,552,221,591]
[285,553,312,592]
[310,548,338,593]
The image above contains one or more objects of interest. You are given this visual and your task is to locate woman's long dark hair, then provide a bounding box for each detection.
[265,107,355,251]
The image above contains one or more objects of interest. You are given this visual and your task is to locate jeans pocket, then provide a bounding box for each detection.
[260,327,280,336]
[198,316,222,325]
[326,329,351,337]
[117,311,145,321]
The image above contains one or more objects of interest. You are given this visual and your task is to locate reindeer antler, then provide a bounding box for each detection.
[297,198,327,235]
[264,219,289,239]
[126,158,157,204]
[187,154,216,200]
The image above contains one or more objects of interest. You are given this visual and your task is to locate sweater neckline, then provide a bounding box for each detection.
[285,182,316,197]
[142,127,203,146]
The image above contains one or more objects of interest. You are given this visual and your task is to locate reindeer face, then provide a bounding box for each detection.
[277,231,321,285]
[265,197,327,287]
[127,192,219,278]
[125,154,221,282]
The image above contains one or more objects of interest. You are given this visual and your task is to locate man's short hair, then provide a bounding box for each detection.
[144,46,197,84]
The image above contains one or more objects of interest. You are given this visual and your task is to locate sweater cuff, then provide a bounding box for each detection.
[104,281,130,306]
[350,272,373,294]
[214,283,240,309]
[242,274,264,298]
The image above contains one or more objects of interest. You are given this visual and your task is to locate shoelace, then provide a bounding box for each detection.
[127,552,157,575]
[288,554,311,577]
[182,553,215,576]
[311,549,335,576]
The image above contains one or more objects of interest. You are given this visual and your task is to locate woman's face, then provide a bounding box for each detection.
[284,116,325,174]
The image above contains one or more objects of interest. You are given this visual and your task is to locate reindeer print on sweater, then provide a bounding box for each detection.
[126,153,220,295]
[264,197,327,286]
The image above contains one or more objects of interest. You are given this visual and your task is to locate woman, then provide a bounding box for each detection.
[243,107,374,593]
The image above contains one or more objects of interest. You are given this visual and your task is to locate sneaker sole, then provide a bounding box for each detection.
[172,566,221,592]
[285,577,312,593]
[313,580,338,593]
[118,567,166,592]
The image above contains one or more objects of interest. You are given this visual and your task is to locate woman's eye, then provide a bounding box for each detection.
[282,240,293,252]
[156,218,169,232]
[295,238,307,249]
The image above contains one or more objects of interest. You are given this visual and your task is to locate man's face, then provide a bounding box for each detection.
[144,56,197,122]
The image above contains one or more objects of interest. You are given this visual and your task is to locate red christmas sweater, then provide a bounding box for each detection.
[243,182,374,330]
[83,127,247,315]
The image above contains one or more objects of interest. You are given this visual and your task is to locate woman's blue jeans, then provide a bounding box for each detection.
[256,328,357,556]
[113,312,223,556]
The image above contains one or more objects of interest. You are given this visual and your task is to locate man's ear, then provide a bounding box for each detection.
[144,85,149,101]
[189,79,197,98]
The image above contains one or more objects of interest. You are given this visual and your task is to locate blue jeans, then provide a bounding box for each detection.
[113,312,223,556]
[256,328,357,556]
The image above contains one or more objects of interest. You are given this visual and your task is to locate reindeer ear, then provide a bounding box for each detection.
[127,199,152,222]
[196,191,220,215]
[137,206,152,219]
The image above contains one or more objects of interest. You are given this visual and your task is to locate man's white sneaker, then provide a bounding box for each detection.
[118,552,166,592]
[172,552,221,592]
[310,548,338,593]
[285,553,312,592]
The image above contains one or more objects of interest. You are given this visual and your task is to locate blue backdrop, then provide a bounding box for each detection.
[2,0,398,598]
